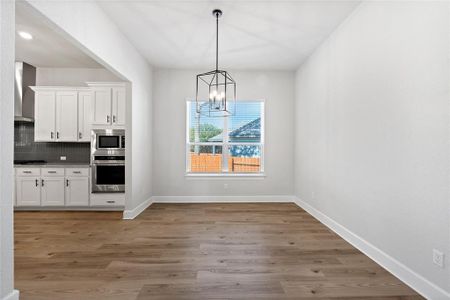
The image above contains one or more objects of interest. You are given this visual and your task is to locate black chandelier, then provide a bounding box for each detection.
[196,9,236,117]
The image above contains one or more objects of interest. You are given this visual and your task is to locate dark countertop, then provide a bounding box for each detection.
[14,163,90,168]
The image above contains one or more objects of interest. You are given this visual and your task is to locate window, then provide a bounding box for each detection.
[186,100,264,175]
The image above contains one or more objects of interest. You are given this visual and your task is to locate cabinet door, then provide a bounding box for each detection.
[65,177,89,206]
[56,91,78,142]
[92,88,112,125]
[16,177,41,206]
[112,87,126,126]
[78,91,92,142]
[41,177,65,206]
[34,91,56,142]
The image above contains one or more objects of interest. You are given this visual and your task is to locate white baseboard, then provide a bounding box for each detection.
[15,207,123,211]
[122,197,153,219]
[293,197,450,300]
[152,195,295,203]
[2,290,19,300]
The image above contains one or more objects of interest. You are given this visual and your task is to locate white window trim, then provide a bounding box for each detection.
[186,99,265,177]
[185,173,266,179]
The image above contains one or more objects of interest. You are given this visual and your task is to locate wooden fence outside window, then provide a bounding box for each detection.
[189,153,260,173]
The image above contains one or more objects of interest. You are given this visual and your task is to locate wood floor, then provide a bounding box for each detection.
[15,203,423,300]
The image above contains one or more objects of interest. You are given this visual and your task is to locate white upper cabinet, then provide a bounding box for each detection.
[31,87,93,143]
[88,83,126,128]
[56,91,78,141]
[32,83,125,142]
[34,90,56,142]
[112,87,126,126]
[78,91,91,142]
[91,87,112,125]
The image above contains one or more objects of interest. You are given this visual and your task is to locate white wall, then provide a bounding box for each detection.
[295,1,450,297]
[152,69,294,198]
[0,1,17,299]
[36,67,120,86]
[25,0,153,212]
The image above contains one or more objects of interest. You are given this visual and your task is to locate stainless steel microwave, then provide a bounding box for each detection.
[91,129,125,150]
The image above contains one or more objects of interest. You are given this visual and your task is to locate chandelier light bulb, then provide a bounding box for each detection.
[210,90,218,100]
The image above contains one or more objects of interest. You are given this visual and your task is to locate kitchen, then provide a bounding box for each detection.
[13,4,128,211]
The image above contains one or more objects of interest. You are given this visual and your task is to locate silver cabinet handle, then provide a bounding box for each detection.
[66,179,69,187]
[41,179,44,186]
[106,200,115,204]
[107,115,110,123]
[48,171,56,174]
[73,171,81,174]
[35,179,38,187]
[56,132,59,139]
[23,171,32,174]
[79,132,82,139]
[113,115,116,123]
[51,132,54,139]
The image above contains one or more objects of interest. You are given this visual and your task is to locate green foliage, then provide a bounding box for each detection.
[190,124,222,142]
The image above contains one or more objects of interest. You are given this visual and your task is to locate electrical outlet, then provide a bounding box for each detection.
[433,249,444,268]
[311,191,316,200]
[60,156,67,161]
[223,183,228,189]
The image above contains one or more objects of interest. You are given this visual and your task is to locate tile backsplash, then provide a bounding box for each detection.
[14,122,90,163]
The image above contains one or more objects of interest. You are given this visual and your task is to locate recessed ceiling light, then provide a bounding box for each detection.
[18,31,33,40]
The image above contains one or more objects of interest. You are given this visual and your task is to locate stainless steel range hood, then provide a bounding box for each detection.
[14,62,36,122]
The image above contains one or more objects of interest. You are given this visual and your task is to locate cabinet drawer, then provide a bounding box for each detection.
[15,168,40,176]
[42,168,65,176]
[90,198,124,206]
[90,193,124,206]
[66,168,89,176]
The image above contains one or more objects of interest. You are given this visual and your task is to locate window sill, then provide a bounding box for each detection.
[185,173,266,179]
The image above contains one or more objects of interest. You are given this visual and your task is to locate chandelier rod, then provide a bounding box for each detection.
[215,11,219,71]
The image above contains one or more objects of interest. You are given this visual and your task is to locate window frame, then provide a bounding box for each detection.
[185,99,265,177]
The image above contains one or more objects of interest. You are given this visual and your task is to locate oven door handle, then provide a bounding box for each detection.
[93,162,125,165]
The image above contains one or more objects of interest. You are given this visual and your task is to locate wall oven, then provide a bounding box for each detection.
[92,155,125,193]
[91,129,125,193]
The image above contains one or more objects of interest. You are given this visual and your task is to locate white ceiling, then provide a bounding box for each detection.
[99,0,360,70]
[15,2,102,68]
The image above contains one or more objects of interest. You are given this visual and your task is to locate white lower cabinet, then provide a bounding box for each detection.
[15,167,90,208]
[16,177,41,206]
[15,167,124,209]
[41,177,65,206]
[65,177,90,206]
